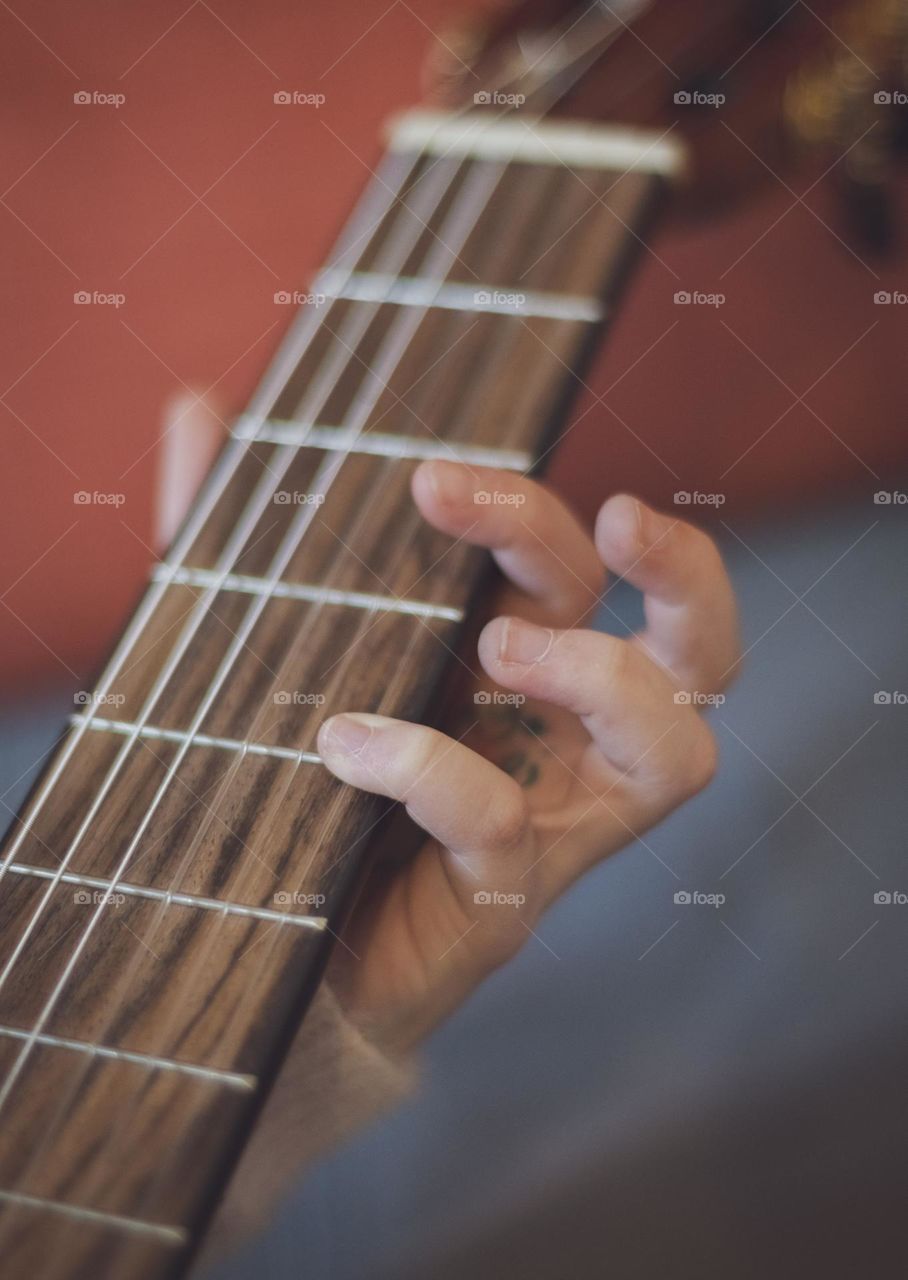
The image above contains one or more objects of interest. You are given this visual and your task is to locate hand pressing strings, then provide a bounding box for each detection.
[318,460,739,1052]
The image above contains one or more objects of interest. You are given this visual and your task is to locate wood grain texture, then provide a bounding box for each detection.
[0,141,665,1278]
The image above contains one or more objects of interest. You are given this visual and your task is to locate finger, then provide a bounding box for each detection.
[595,494,739,693]
[412,460,602,620]
[318,712,536,904]
[478,616,717,798]
[155,390,224,552]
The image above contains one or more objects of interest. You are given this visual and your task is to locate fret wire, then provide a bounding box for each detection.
[0,858,327,930]
[313,268,606,323]
[0,1189,188,1247]
[234,418,535,471]
[0,139,518,1186]
[156,565,465,621]
[0,1024,258,1091]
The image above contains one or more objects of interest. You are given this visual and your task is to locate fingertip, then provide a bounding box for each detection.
[594,493,641,564]
[477,615,509,675]
[412,459,474,514]
[595,494,674,573]
[410,459,437,512]
[318,712,387,760]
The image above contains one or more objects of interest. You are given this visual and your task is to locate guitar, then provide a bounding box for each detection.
[0,2,898,1275]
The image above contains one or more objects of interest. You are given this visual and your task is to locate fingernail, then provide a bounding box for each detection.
[499,617,554,664]
[425,460,474,506]
[321,712,380,755]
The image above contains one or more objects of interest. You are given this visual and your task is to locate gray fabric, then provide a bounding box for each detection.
[3,496,906,1278]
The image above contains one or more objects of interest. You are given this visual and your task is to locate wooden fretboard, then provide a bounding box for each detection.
[0,111,681,1278]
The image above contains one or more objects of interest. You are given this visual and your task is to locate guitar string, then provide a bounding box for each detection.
[0,15,622,1218]
[0,14,588,903]
[0,141,522,1209]
[0,130,480,978]
[121,124,618,1231]
[0,147,427,907]
[2,72,621,1228]
[0,0,607,901]
[22,108,605,1224]
[4,168,619,1262]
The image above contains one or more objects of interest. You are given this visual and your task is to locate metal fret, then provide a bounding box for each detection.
[0,1190,187,1246]
[388,110,687,177]
[154,564,465,622]
[314,268,605,323]
[0,1024,257,1092]
[69,715,323,766]
[233,416,535,470]
[0,858,328,932]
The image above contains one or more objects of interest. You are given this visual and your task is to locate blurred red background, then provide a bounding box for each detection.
[1,0,906,688]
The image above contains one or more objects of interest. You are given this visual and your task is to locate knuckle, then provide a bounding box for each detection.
[482,781,530,852]
[397,728,443,794]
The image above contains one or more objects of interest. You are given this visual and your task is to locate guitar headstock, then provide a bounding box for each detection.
[423,0,908,242]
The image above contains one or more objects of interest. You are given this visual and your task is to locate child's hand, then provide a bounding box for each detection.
[318,461,740,1051]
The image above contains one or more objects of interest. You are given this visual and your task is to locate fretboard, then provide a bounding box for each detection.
[0,110,681,1279]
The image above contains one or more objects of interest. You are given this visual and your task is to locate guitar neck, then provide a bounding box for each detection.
[0,109,681,1279]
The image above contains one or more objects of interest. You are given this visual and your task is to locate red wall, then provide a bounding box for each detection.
[1,1,905,688]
